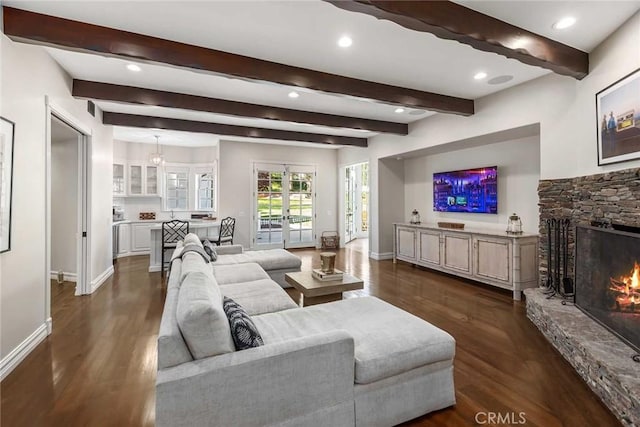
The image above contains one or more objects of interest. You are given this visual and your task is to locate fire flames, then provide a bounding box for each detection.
[610,261,640,311]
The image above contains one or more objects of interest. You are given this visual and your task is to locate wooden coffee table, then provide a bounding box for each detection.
[285,271,364,306]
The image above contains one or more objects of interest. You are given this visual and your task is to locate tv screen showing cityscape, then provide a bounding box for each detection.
[433,166,498,214]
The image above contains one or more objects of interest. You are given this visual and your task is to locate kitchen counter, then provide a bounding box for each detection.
[148,220,219,230]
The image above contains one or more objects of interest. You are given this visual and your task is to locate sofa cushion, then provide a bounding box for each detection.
[253,297,455,384]
[220,279,298,315]
[184,233,202,247]
[212,262,269,285]
[223,297,264,350]
[216,249,301,271]
[180,252,213,283]
[157,287,193,369]
[176,271,235,359]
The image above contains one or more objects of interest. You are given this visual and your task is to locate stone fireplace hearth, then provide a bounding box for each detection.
[530,167,640,426]
[525,288,640,426]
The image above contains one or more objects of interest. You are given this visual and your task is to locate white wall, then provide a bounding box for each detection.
[404,136,540,233]
[338,146,369,167]
[219,140,338,249]
[376,158,405,258]
[0,35,113,366]
[51,137,78,276]
[113,139,217,164]
[367,11,640,255]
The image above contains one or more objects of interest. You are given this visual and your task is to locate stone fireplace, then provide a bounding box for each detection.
[527,167,640,426]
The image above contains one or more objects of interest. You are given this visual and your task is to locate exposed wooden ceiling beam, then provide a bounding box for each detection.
[102,112,368,147]
[3,6,474,116]
[73,80,407,135]
[326,1,589,80]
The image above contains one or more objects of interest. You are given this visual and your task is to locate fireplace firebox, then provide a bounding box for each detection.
[575,225,640,354]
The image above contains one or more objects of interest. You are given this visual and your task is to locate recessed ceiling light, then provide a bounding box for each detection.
[337,35,353,48]
[488,75,514,85]
[126,63,141,72]
[553,16,576,30]
[288,91,299,99]
[474,72,488,80]
[394,108,405,114]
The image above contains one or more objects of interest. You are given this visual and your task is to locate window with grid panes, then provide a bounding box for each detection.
[195,166,216,211]
[165,168,189,210]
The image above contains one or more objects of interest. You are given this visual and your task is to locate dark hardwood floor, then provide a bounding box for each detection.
[1,240,621,426]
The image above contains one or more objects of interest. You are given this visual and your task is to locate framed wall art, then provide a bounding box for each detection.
[0,116,15,253]
[596,68,640,165]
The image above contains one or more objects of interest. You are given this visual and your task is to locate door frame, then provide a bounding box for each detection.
[45,98,92,323]
[250,160,316,250]
[339,162,369,247]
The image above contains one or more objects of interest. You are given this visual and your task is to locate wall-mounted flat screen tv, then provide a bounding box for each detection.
[433,166,498,214]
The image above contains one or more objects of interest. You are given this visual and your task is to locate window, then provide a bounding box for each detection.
[195,166,216,211]
[165,168,189,210]
[163,163,217,212]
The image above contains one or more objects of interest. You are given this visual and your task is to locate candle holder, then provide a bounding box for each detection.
[410,209,421,224]
[506,213,523,235]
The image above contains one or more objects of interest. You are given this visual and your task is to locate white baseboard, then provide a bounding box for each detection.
[0,322,49,381]
[49,271,77,283]
[369,251,393,260]
[90,265,114,294]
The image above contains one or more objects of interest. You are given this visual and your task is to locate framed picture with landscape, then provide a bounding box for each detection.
[596,68,640,165]
[0,116,15,253]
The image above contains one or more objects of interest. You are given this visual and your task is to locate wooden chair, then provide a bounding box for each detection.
[162,220,189,277]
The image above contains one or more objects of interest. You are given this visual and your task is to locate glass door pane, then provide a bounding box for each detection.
[255,167,284,248]
[129,165,142,195]
[358,163,369,238]
[113,163,125,195]
[345,165,356,243]
[146,166,158,195]
[287,171,314,246]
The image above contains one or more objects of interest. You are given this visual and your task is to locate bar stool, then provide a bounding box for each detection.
[162,220,189,277]
[202,217,235,246]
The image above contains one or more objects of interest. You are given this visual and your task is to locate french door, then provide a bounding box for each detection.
[253,163,315,249]
[345,165,357,244]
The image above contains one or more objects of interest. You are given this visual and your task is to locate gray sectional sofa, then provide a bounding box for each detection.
[156,234,456,427]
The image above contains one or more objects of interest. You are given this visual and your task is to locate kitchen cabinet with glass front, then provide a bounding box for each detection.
[113,162,126,196]
[128,163,159,196]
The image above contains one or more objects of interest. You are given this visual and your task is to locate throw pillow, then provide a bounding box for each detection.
[203,239,218,261]
[223,296,264,350]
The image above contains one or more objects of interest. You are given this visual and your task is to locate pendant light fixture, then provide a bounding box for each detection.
[149,135,165,166]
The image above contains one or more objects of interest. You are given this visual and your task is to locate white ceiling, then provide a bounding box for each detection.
[113,127,219,147]
[6,0,640,147]
[456,1,640,52]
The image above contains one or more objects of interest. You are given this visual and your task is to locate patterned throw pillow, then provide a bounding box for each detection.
[222,297,264,350]
[203,239,218,261]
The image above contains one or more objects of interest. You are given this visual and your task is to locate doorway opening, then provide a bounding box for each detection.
[253,162,316,249]
[46,101,91,334]
[344,162,369,245]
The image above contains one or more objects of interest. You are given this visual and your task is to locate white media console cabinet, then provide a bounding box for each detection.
[393,223,539,300]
